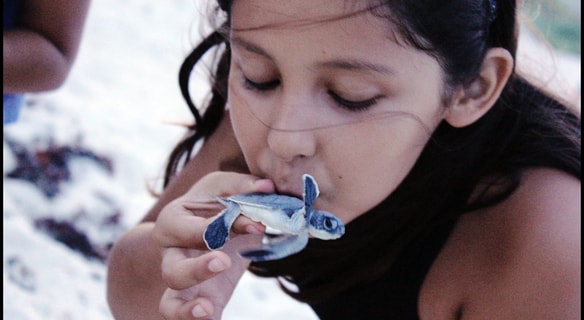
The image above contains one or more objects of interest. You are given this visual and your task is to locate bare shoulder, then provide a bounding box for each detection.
[141,111,246,222]
[419,168,581,319]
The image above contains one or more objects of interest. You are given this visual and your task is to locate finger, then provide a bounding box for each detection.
[160,290,220,320]
[183,173,273,236]
[161,249,231,290]
[154,173,274,249]
[190,299,216,319]
[184,172,275,198]
[154,206,265,252]
[231,216,266,235]
[153,208,212,250]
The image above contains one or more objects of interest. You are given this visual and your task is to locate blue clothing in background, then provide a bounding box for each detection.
[3,0,25,125]
[3,95,25,124]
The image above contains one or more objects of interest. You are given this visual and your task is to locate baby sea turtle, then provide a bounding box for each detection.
[203,174,345,261]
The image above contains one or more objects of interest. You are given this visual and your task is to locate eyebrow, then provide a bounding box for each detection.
[231,36,395,75]
[318,59,395,75]
[232,36,273,60]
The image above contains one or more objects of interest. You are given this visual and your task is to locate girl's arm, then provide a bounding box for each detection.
[106,113,248,319]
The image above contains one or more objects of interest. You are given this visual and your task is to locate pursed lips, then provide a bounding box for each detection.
[259,170,307,200]
[256,167,297,197]
[272,175,304,199]
[256,152,315,200]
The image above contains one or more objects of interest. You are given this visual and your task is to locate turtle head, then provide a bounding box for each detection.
[306,210,345,240]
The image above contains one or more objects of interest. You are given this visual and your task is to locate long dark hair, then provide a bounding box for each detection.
[165,0,581,304]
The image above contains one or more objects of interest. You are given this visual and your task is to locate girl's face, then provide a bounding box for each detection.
[228,0,447,223]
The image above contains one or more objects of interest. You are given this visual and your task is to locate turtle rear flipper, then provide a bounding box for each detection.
[203,202,241,250]
[240,231,309,261]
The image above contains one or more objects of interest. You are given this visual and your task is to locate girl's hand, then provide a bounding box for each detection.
[153,172,275,319]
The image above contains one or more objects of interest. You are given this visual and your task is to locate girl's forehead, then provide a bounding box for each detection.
[231,0,377,30]
[230,0,403,52]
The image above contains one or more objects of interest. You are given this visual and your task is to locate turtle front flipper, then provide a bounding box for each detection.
[203,201,241,250]
[240,231,309,262]
[302,174,320,211]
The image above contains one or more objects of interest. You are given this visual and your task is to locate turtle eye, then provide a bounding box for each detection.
[324,217,337,230]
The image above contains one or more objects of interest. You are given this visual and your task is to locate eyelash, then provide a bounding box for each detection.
[243,77,280,91]
[242,76,378,112]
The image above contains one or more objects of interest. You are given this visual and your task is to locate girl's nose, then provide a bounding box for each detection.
[266,101,317,162]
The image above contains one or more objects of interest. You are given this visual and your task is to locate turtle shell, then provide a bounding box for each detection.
[224,193,305,212]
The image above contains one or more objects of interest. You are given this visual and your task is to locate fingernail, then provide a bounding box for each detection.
[192,304,208,318]
[208,258,227,273]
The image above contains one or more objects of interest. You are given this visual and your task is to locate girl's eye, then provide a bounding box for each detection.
[243,77,280,91]
[241,73,379,112]
[328,90,379,112]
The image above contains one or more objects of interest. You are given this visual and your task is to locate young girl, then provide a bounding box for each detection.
[107,0,581,319]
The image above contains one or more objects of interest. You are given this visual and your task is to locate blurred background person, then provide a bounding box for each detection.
[3,0,91,125]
